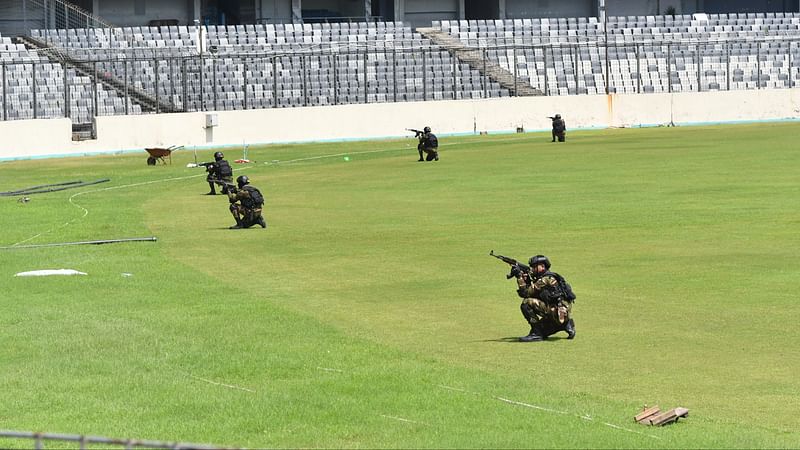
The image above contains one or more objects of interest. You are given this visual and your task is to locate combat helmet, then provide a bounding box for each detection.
[529,255,551,271]
[423,126,431,133]
[554,114,561,119]
[236,175,249,188]
[214,151,224,161]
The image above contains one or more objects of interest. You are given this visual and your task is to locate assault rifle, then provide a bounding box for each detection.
[197,161,215,170]
[406,128,424,137]
[213,179,238,194]
[489,250,532,282]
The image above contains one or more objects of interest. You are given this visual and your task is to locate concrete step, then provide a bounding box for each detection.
[417,27,542,96]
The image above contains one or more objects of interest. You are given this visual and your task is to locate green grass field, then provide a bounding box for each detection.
[1,122,799,448]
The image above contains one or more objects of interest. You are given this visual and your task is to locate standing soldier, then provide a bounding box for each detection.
[550,114,566,142]
[516,255,576,342]
[206,151,234,195]
[227,175,267,229]
[416,126,439,162]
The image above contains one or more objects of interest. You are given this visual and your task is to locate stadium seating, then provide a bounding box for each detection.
[433,13,800,94]
[23,22,507,117]
[2,13,800,124]
[0,32,139,122]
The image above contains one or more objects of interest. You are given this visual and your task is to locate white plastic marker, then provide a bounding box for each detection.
[15,269,87,277]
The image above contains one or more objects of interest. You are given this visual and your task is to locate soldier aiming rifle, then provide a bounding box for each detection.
[201,151,234,194]
[490,251,576,342]
[548,114,566,142]
[406,126,439,162]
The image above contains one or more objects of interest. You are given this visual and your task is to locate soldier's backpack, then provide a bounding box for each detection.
[553,272,576,301]
[427,133,439,148]
[243,185,264,207]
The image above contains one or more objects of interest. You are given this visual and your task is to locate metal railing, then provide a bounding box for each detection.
[0,430,238,450]
[19,0,114,33]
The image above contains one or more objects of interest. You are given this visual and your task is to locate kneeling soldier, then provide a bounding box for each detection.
[228,175,267,229]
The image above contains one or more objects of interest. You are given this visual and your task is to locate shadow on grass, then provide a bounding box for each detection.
[478,336,572,343]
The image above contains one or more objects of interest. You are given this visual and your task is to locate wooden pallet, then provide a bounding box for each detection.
[634,405,689,426]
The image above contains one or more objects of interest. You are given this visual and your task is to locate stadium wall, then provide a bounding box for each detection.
[2,89,799,160]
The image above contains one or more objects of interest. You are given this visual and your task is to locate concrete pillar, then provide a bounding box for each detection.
[292,0,302,23]
[92,0,99,16]
[364,0,372,19]
[598,0,606,24]
[193,0,201,23]
[458,0,465,19]
[499,0,506,19]
[395,0,404,23]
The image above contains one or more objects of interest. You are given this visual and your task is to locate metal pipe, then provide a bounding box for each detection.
[32,62,38,119]
[422,50,427,101]
[124,60,129,114]
[155,58,160,113]
[2,62,6,121]
[243,57,249,109]
[273,56,278,108]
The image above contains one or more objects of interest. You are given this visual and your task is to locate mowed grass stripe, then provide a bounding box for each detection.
[1,122,799,448]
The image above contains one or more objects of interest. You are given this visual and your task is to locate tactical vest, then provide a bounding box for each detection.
[216,160,233,178]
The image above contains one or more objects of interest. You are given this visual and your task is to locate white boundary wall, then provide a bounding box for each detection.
[2,89,800,160]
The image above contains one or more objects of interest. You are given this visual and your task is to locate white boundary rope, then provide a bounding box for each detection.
[439,386,660,440]
[188,374,256,393]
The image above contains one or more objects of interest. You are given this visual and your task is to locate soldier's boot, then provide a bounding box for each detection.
[564,319,575,339]
[434,152,439,161]
[206,182,216,195]
[519,322,545,342]
[229,217,244,229]
[257,215,267,228]
[565,319,576,339]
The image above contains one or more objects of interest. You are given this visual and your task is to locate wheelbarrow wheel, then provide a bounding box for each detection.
[147,156,157,166]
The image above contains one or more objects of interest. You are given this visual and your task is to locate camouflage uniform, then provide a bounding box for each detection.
[517,271,574,336]
[228,185,265,229]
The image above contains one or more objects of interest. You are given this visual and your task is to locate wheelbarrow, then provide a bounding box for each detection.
[145,145,183,165]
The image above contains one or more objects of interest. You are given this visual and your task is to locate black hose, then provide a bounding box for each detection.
[0,179,111,196]
[0,237,158,250]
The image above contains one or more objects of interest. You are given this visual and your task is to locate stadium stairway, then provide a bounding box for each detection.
[15,34,181,116]
[416,27,542,96]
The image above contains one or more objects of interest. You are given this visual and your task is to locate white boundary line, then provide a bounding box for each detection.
[188,374,256,393]
[439,386,660,440]
[495,396,569,415]
[316,366,344,373]
[268,133,539,165]
[379,414,423,425]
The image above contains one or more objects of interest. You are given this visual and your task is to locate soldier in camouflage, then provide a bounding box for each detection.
[228,175,267,229]
[516,255,576,342]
